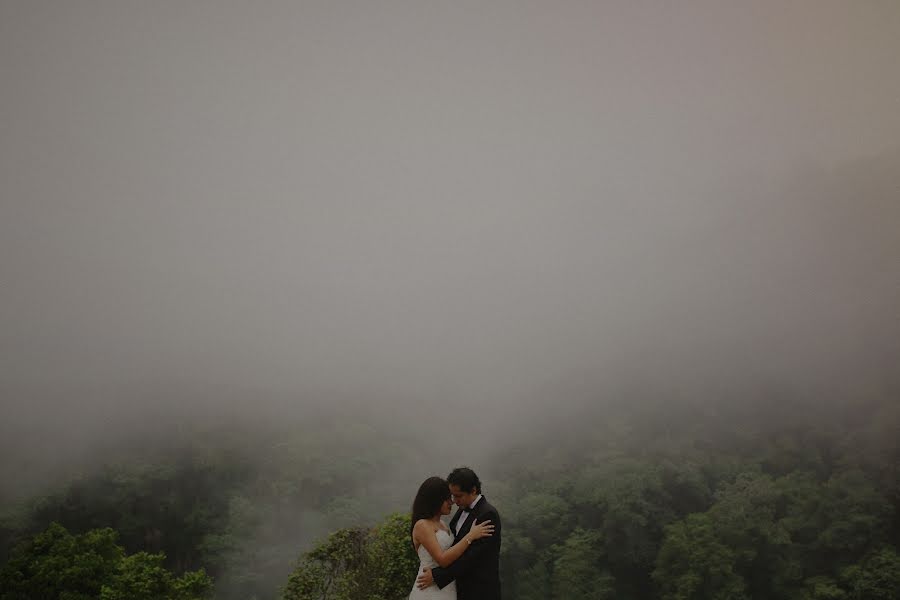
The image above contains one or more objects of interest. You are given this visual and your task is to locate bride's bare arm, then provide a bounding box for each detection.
[412,519,494,568]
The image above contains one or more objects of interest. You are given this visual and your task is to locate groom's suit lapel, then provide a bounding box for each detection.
[452,496,487,542]
[449,509,462,540]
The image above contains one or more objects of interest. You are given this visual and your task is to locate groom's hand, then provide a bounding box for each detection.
[416,567,435,589]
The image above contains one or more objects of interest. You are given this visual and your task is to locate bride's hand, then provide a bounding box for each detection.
[465,519,494,542]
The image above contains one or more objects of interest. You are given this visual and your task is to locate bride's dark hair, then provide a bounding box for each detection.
[410,476,450,540]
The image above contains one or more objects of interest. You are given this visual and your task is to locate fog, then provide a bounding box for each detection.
[2,1,899,496]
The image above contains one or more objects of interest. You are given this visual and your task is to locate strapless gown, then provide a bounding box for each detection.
[408,528,457,599]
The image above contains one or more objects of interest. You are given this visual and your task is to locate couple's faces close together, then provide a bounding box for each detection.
[450,484,478,510]
[435,484,478,517]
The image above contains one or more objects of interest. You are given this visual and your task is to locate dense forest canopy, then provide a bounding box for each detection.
[1,389,897,599]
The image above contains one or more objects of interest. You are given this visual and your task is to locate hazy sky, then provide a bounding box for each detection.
[2,1,899,442]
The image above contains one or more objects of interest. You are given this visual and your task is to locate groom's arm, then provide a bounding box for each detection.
[431,509,501,589]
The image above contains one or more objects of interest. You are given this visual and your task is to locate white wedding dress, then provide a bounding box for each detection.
[408,528,457,599]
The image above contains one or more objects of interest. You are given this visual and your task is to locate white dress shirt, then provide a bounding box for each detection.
[453,494,483,535]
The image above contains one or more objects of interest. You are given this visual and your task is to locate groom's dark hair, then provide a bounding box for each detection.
[447,467,481,494]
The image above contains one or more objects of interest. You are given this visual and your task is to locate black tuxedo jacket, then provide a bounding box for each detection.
[432,496,501,600]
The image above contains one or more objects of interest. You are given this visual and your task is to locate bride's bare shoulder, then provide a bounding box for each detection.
[413,519,435,534]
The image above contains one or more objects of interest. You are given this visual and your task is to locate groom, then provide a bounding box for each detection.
[416,467,502,599]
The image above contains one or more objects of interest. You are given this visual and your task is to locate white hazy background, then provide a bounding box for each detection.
[1,1,899,483]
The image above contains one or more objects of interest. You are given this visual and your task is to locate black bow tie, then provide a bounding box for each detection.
[459,506,473,513]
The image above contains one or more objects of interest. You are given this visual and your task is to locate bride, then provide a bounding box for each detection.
[408,476,493,599]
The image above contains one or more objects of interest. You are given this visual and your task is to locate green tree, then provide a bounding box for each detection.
[514,492,573,549]
[0,523,122,600]
[514,551,553,600]
[707,472,798,598]
[840,546,900,600]
[815,470,892,564]
[0,523,211,600]
[653,513,746,600]
[282,528,370,600]
[552,528,615,600]
[100,551,212,600]
[282,512,416,600]
[801,576,847,600]
[366,513,419,600]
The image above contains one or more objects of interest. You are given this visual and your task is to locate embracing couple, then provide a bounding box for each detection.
[408,467,501,599]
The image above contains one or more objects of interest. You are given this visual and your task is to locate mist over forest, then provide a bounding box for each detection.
[1,1,899,599]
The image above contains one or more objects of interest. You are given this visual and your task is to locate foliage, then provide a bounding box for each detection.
[282,512,417,600]
[840,546,900,600]
[0,523,211,600]
[552,528,615,600]
[3,421,426,600]
[1,394,897,599]
[654,513,746,600]
[491,394,899,599]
